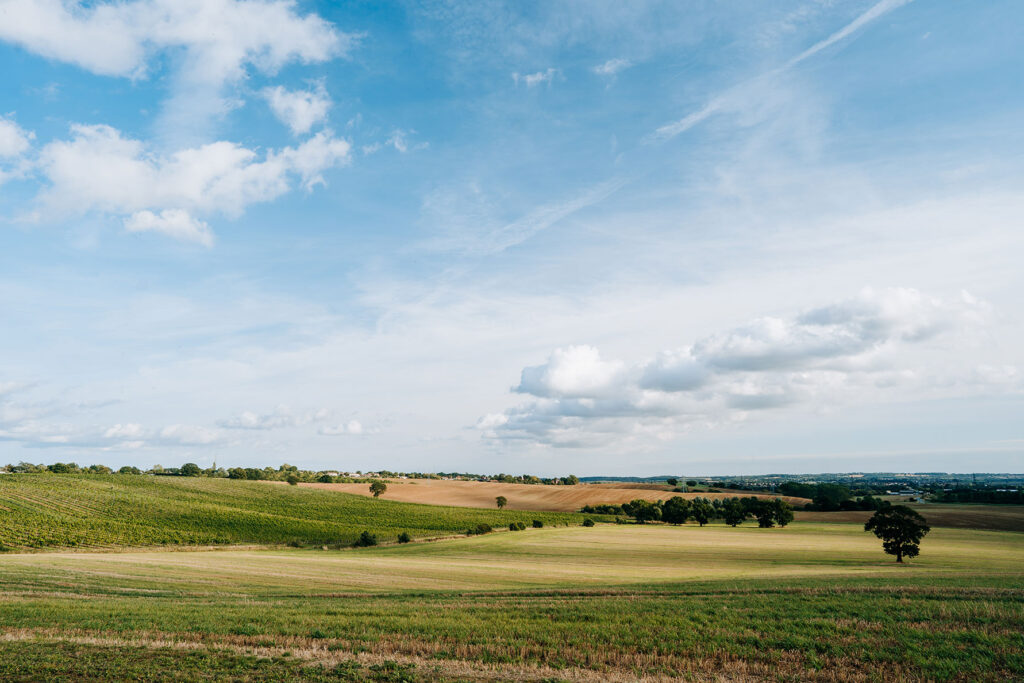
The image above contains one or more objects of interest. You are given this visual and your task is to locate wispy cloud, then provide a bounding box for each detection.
[512,68,558,88]
[651,0,912,142]
[423,177,627,255]
[593,58,631,77]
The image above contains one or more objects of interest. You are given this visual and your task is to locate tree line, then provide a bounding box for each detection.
[581,496,795,528]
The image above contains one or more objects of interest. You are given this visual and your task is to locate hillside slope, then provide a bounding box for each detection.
[286,477,810,511]
[0,474,584,551]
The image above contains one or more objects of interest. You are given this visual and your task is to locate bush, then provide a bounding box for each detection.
[353,531,378,547]
[532,520,544,528]
[466,523,493,536]
[397,532,412,544]
[286,474,300,486]
[508,521,526,531]
[582,518,595,527]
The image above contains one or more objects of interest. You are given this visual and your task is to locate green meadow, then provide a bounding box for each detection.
[1,520,1022,681]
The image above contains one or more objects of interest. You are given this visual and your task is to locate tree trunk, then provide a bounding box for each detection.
[896,550,903,563]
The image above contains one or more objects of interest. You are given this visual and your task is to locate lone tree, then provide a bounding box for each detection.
[666,478,679,487]
[369,480,387,498]
[864,505,930,563]
[495,495,507,509]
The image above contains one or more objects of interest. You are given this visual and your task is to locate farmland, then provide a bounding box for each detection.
[1,524,1022,681]
[1,474,1022,681]
[0,475,585,550]
[284,477,810,511]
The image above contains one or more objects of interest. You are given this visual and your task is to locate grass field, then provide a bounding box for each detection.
[287,478,810,511]
[0,474,587,550]
[1,524,1022,681]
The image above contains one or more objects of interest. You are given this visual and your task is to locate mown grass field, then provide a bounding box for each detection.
[1,524,1022,681]
[0,474,587,550]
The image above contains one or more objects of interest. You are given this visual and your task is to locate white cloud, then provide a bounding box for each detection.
[158,423,222,445]
[480,288,996,447]
[515,345,627,399]
[262,83,331,135]
[593,58,631,77]
[0,0,350,139]
[218,406,329,430]
[124,209,214,247]
[0,115,33,158]
[104,423,144,439]
[35,124,350,242]
[512,68,557,88]
[319,419,363,436]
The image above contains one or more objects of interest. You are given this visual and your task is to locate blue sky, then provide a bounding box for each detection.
[1,0,1022,475]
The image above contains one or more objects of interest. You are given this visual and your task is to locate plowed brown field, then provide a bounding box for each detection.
[278,479,809,512]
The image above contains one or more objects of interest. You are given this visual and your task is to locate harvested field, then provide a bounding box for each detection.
[285,478,810,511]
[2,524,1022,682]
[797,503,1024,532]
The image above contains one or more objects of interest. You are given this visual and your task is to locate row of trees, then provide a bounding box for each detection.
[607,496,795,528]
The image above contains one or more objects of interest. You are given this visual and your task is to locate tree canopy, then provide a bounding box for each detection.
[864,505,930,563]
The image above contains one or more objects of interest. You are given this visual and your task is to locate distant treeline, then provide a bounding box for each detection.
[931,488,1023,504]
[582,496,796,528]
[1,462,580,486]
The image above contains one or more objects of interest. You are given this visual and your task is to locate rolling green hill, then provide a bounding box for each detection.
[0,474,587,550]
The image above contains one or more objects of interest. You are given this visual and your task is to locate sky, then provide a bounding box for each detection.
[0,0,1022,476]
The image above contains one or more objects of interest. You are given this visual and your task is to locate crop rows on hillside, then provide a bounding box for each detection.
[0,474,586,550]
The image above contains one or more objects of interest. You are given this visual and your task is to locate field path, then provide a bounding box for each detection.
[274,478,809,511]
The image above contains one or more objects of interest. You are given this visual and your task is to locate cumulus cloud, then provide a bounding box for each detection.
[0,115,34,185]
[35,124,350,242]
[262,82,331,135]
[515,345,627,399]
[0,0,350,138]
[479,288,997,447]
[512,68,557,87]
[0,115,33,158]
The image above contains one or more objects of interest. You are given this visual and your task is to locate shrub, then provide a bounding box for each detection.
[397,532,412,544]
[467,523,493,536]
[286,474,300,486]
[308,629,327,639]
[532,520,544,528]
[582,518,595,527]
[354,531,378,547]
